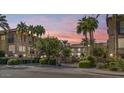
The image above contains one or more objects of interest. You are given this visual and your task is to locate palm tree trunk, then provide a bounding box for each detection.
[91,31,94,55]
[84,33,89,56]
[89,32,93,56]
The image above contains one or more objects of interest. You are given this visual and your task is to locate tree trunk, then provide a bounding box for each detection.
[89,32,93,56]
[85,33,89,56]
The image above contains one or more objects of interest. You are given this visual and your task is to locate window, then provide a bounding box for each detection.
[8,32,14,43]
[120,21,124,34]
[118,38,124,48]
[1,35,5,40]
[19,46,26,52]
[9,45,15,53]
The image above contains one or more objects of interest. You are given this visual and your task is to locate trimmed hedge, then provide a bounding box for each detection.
[79,60,91,68]
[48,59,56,65]
[39,58,56,65]
[0,57,9,64]
[20,58,40,64]
[39,58,48,65]
[7,59,19,65]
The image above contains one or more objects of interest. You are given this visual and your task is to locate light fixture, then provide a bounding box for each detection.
[38,35,41,38]
[29,31,31,34]
[110,53,113,57]
[5,54,8,57]
[14,54,18,57]
[23,54,26,57]
[88,44,90,47]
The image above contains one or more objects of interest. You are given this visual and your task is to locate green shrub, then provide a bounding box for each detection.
[0,51,5,57]
[48,59,56,65]
[0,57,9,64]
[87,56,96,67]
[39,58,48,65]
[79,60,91,68]
[7,59,19,65]
[109,62,119,71]
[107,57,124,71]
[79,56,96,67]
[96,63,108,69]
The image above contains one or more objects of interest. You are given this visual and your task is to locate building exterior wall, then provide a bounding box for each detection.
[108,15,124,57]
[70,44,84,57]
[0,29,36,57]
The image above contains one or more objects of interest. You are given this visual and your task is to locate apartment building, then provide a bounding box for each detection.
[0,29,36,57]
[70,44,84,57]
[107,15,124,57]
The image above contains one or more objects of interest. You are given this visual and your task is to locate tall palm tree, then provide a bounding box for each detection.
[0,14,9,31]
[34,25,45,38]
[0,14,9,55]
[77,16,99,56]
[77,17,89,55]
[16,22,28,56]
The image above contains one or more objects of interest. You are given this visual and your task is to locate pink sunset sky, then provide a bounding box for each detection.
[5,14,108,44]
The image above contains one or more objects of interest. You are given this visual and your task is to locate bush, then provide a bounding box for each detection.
[87,56,96,67]
[39,58,56,65]
[39,58,48,65]
[0,51,5,57]
[93,46,106,57]
[109,62,119,71]
[0,57,9,64]
[79,60,91,68]
[107,57,124,71]
[7,59,19,65]
[48,59,56,65]
[96,63,108,69]
[79,56,96,67]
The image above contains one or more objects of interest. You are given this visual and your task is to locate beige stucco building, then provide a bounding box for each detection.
[0,29,37,57]
[107,15,124,57]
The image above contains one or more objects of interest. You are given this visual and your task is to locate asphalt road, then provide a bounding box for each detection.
[0,65,122,78]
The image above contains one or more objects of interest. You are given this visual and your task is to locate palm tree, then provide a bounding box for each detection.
[98,14,118,57]
[16,22,28,56]
[34,25,45,38]
[0,14,9,31]
[77,16,98,56]
[77,17,89,55]
[0,14,9,55]
[33,25,45,57]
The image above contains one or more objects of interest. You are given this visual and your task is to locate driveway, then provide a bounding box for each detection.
[0,65,123,78]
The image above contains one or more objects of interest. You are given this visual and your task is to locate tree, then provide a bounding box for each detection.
[93,46,107,57]
[16,22,28,40]
[33,25,45,38]
[16,22,28,56]
[0,14,9,31]
[0,14,9,55]
[77,16,99,56]
[34,37,63,62]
